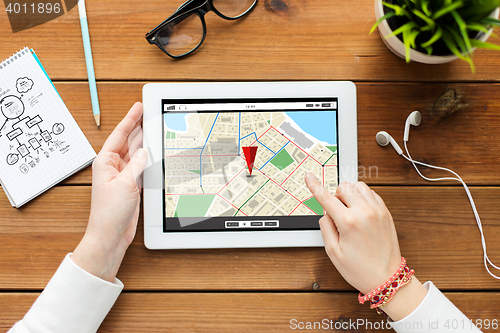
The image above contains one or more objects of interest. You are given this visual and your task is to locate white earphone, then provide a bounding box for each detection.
[377,111,500,280]
[376,131,403,155]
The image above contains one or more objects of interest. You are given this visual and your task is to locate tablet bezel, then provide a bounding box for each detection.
[143,81,357,249]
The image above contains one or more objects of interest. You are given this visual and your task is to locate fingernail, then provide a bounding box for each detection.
[306,173,316,181]
[136,148,147,159]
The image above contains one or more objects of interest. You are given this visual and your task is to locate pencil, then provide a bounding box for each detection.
[78,0,100,128]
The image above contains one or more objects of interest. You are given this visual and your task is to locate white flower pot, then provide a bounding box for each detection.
[374,0,500,64]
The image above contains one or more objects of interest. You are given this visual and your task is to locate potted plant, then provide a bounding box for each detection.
[371,0,500,71]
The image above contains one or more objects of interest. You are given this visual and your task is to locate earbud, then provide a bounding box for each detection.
[376,131,403,155]
[376,110,499,280]
[376,111,421,154]
[404,111,421,142]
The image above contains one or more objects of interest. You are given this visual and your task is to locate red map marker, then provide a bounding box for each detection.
[242,146,258,175]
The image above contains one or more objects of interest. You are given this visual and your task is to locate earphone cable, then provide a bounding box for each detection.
[402,141,500,280]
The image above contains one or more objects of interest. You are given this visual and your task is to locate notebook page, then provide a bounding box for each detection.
[0,48,96,207]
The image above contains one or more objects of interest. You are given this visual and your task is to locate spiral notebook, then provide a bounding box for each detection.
[0,47,96,208]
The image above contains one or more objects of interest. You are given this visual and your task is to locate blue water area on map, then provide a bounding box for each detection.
[164,113,188,132]
[286,111,337,145]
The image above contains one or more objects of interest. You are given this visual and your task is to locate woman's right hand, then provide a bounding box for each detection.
[304,174,427,321]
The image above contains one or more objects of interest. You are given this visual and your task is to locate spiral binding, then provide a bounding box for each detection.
[0,47,30,70]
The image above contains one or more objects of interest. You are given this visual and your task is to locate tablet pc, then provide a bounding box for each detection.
[143,81,357,249]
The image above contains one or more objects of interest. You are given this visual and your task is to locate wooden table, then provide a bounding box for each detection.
[2,0,500,331]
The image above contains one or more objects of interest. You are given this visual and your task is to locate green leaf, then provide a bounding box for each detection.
[424,45,433,55]
[442,29,475,73]
[421,26,443,48]
[468,58,476,73]
[451,10,472,53]
[459,0,500,22]
[413,9,436,29]
[481,17,500,27]
[471,38,500,51]
[384,21,418,39]
[406,29,420,49]
[421,0,432,17]
[446,25,469,54]
[403,28,412,62]
[432,1,464,20]
[370,11,396,34]
[382,1,410,16]
[442,29,467,60]
[467,23,490,34]
[401,0,413,8]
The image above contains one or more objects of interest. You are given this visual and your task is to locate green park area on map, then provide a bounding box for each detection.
[174,195,216,217]
[270,149,295,171]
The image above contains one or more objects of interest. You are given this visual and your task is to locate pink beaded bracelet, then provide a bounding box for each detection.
[358,257,415,315]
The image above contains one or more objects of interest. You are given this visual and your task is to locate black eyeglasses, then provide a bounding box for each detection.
[145,0,258,58]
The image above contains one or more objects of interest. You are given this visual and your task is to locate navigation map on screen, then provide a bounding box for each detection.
[163,99,338,230]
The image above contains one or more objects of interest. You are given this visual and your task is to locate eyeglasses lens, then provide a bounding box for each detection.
[158,14,204,57]
[212,0,257,18]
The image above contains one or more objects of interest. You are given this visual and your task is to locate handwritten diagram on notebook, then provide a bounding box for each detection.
[0,47,96,207]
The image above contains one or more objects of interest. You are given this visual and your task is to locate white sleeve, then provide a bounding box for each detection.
[388,281,481,333]
[8,253,123,333]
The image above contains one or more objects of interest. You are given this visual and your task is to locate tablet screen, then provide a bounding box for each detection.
[162,98,338,232]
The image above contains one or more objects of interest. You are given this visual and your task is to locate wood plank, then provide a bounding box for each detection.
[2,292,500,332]
[1,186,499,291]
[54,82,500,185]
[2,0,500,82]
[357,82,500,185]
